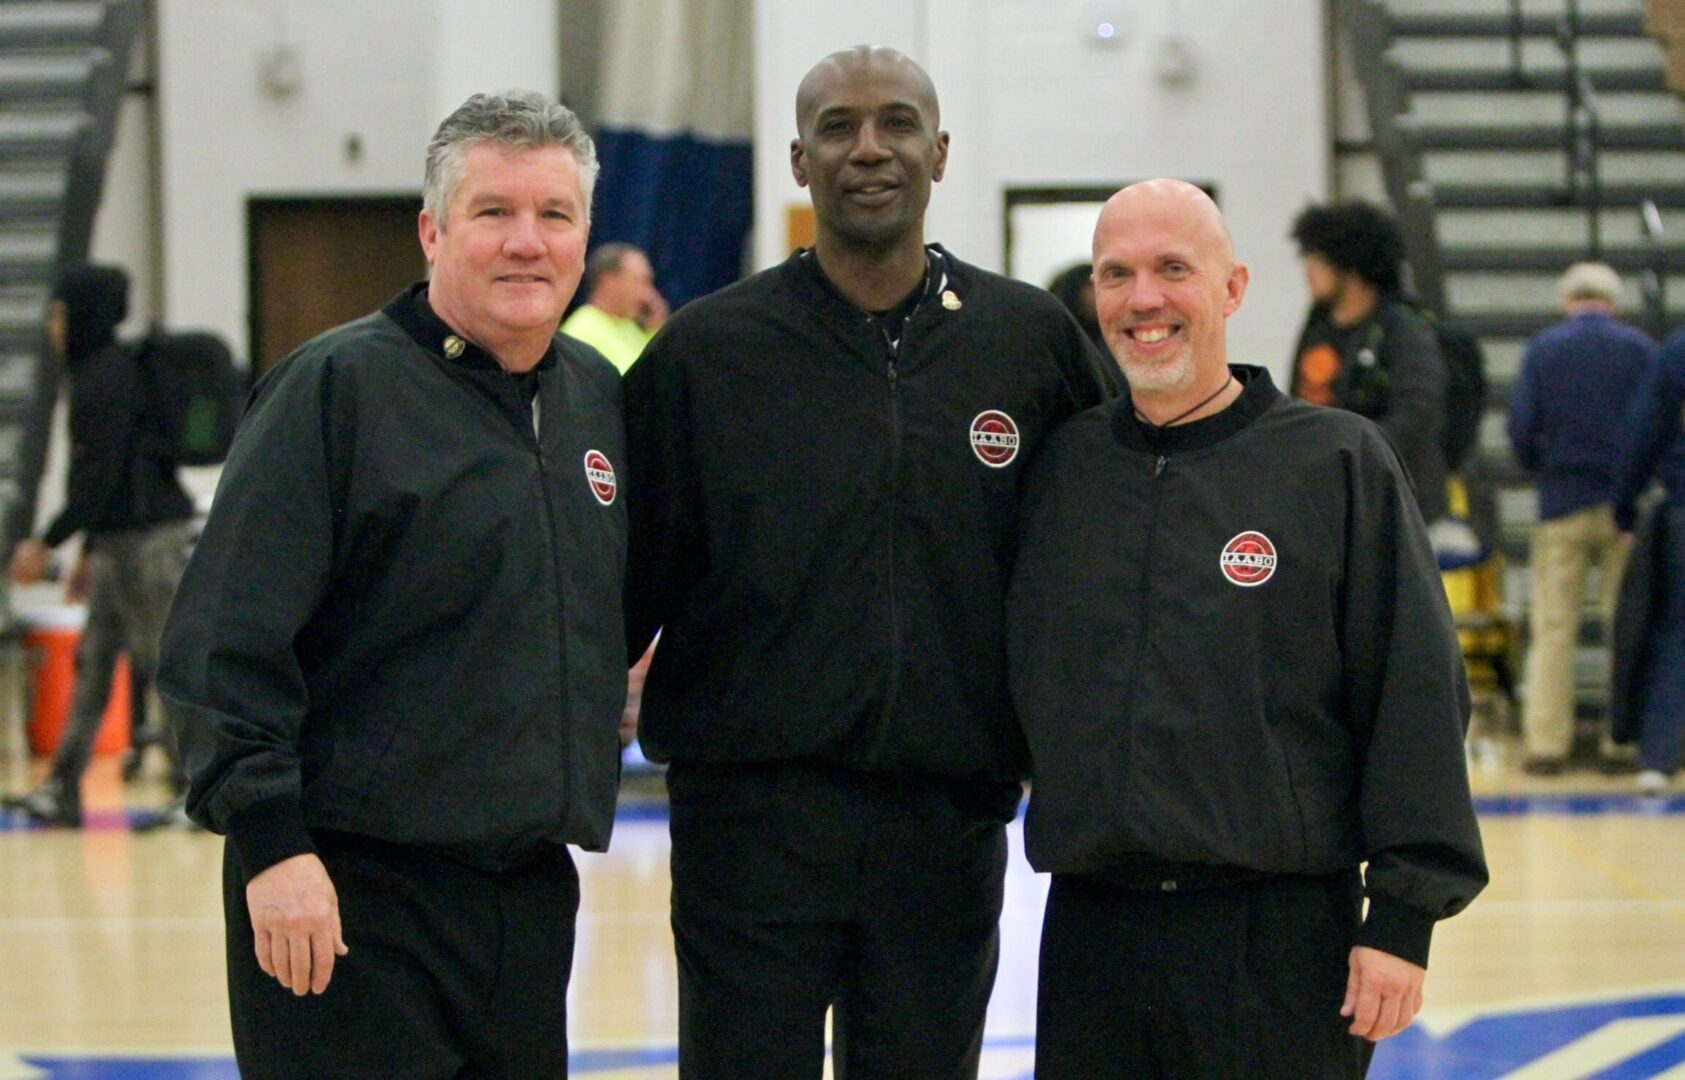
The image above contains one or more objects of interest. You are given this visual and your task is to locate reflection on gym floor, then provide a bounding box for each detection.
[1,758,1683,1079]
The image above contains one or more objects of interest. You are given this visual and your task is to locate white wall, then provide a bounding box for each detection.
[143,0,559,360]
[88,0,1328,379]
[753,0,1330,379]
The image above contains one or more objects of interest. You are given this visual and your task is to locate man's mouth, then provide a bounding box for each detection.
[846,181,901,203]
[1128,325,1176,344]
[497,274,548,284]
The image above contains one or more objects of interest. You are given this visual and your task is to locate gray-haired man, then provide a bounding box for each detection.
[159,91,627,1077]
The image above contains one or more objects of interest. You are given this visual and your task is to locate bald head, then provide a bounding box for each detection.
[1096,179,1233,263]
[1090,178,1248,403]
[796,46,940,134]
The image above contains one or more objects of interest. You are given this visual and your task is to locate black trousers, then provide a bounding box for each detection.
[1036,870,1376,1079]
[224,830,580,1079]
[667,759,1015,1080]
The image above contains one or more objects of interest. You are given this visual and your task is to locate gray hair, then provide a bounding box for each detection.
[584,242,644,294]
[423,90,600,224]
[1558,261,1621,306]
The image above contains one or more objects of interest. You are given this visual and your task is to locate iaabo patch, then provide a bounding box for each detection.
[1220,531,1276,587]
[583,450,617,506]
[970,410,1020,468]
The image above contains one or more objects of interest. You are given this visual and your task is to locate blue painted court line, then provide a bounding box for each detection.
[1474,793,1685,815]
[8,790,1685,834]
[14,996,1685,1077]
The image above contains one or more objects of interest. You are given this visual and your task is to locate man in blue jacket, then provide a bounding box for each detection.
[1613,329,1685,794]
[1509,262,1656,774]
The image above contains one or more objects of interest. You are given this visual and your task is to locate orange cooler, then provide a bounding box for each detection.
[22,608,131,757]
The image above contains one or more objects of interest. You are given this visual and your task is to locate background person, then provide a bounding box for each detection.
[1290,200,1450,523]
[560,241,667,373]
[1508,262,1657,775]
[1613,328,1685,795]
[3,264,195,828]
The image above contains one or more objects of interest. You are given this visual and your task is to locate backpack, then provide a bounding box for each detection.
[1347,301,1488,474]
[134,329,244,466]
[1423,313,1488,474]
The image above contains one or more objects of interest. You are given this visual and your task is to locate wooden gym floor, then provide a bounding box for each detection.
[1,748,1683,1079]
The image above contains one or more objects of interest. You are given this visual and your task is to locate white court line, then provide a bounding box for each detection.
[1420,981,1685,1038]
[1496,1016,1685,1079]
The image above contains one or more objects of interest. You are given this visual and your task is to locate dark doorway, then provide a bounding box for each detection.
[248,196,425,377]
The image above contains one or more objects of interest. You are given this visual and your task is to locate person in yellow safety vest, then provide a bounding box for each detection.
[561,242,667,373]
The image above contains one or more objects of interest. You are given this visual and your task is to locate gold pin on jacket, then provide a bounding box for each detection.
[941,290,962,311]
[443,335,466,359]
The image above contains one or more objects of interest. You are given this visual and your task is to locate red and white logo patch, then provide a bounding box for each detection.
[970,410,1020,468]
[1220,531,1277,587]
[583,450,617,506]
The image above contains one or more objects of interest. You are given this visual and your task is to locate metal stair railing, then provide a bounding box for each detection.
[3,0,144,551]
[1335,0,1448,315]
[1640,197,1668,337]
[1559,0,1606,257]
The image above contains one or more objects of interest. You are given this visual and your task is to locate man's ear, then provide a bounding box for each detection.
[418,208,440,265]
[790,138,809,188]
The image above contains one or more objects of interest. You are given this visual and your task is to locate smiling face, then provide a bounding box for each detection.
[1091,180,1248,399]
[418,141,588,370]
[790,48,948,252]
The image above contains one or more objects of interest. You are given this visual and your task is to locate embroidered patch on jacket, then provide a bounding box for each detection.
[584,450,617,506]
[1220,531,1276,587]
[970,410,1020,468]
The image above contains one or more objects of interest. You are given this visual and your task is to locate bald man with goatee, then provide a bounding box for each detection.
[1007,180,1487,1077]
[623,46,1112,1079]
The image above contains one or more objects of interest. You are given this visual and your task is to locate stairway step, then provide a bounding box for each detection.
[1402,67,1666,92]
[0,53,103,105]
[1413,122,1685,149]
[1389,12,1647,38]
[0,109,86,160]
[1442,247,1685,271]
[1431,182,1685,207]
[1410,90,1684,127]
[0,3,107,51]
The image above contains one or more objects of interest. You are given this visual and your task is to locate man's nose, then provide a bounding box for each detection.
[504,214,545,256]
[850,122,892,163]
[1128,275,1167,311]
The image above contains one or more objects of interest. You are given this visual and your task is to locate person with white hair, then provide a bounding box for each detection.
[1508,261,1658,775]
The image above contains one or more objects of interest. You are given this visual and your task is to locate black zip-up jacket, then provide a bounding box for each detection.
[161,285,628,879]
[624,246,1113,785]
[42,342,194,547]
[1008,367,1486,966]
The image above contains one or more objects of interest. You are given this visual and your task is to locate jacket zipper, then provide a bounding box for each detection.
[882,326,905,719]
[1122,452,1168,806]
[509,371,572,835]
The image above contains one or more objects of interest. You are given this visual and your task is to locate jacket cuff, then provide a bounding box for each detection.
[225,793,317,881]
[1355,895,1435,969]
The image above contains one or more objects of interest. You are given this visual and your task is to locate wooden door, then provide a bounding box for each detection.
[249,197,426,377]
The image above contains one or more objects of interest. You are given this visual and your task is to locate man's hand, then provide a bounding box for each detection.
[8,539,48,584]
[63,551,92,603]
[1341,946,1425,1041]
[245,853,349,996]
[639,290,669,333]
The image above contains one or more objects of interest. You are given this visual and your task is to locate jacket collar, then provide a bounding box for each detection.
[1110,364,1280,455]
[381,281,558,376]
[780,243,963,321]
